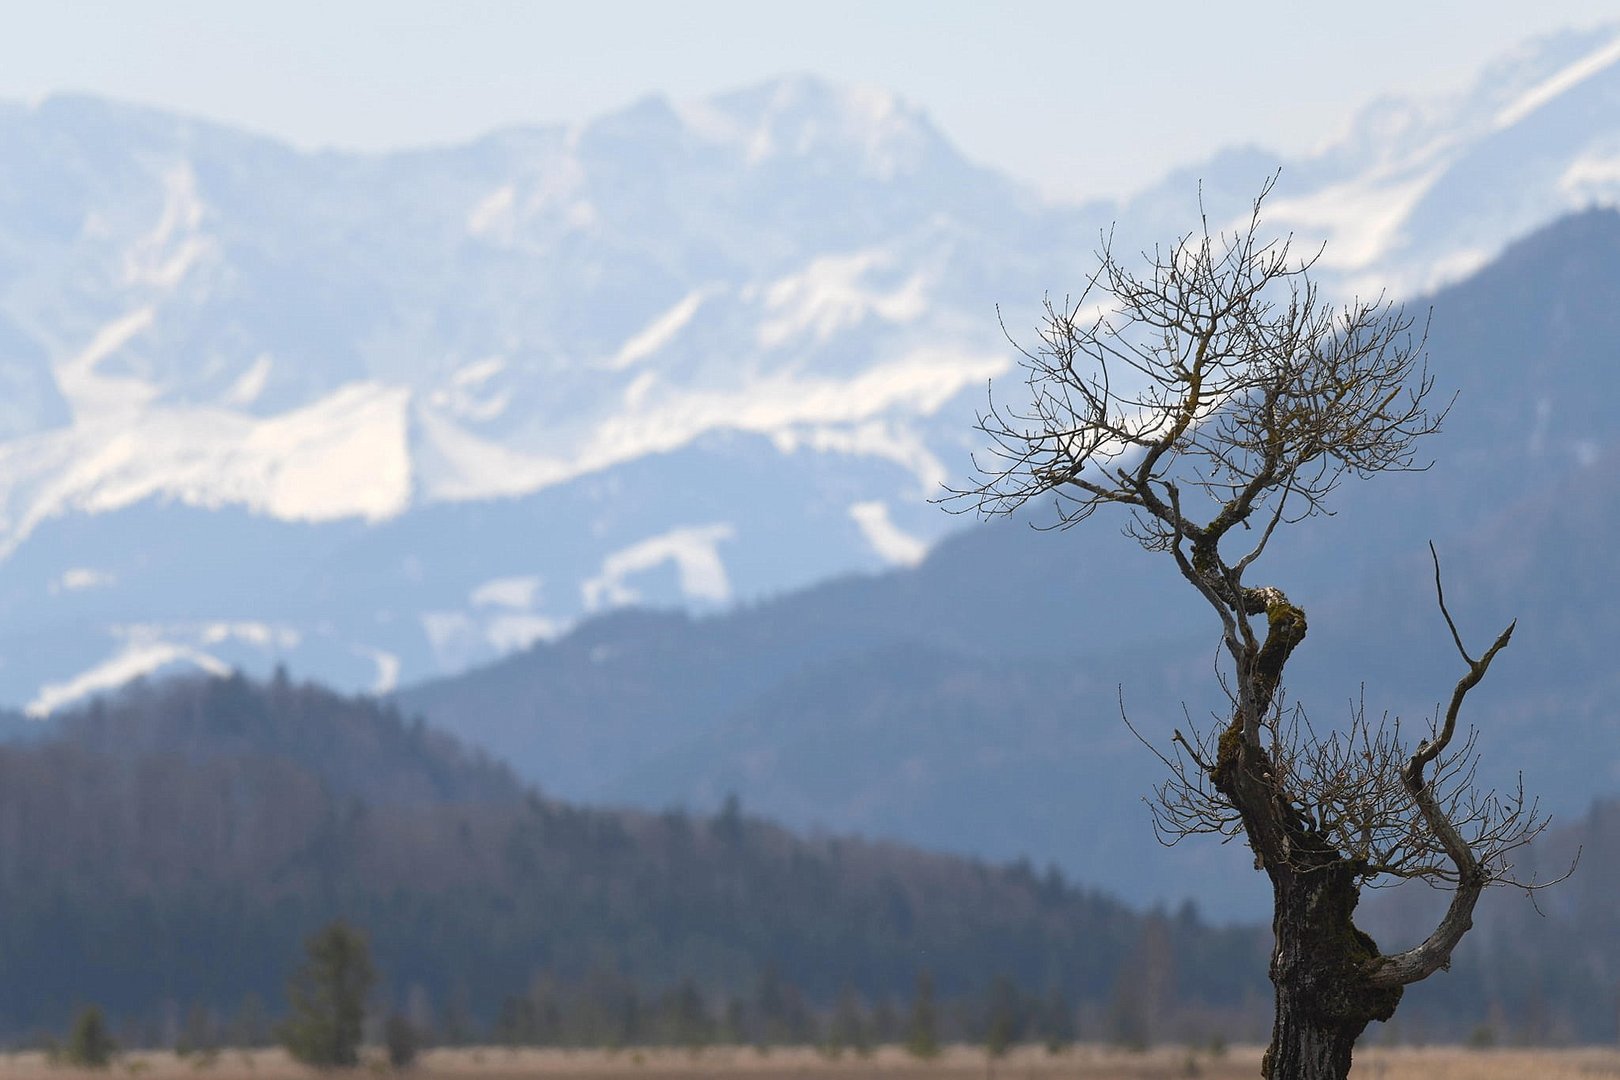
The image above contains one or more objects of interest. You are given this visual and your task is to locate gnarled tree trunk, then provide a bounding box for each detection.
[1214,591,1400,1080]
[1262,855,1401,1079]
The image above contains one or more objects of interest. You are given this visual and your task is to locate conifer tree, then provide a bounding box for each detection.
[280,920,376,1067]
[1037,984,1076,1054]
[64,1005,117,1068]
[384,1012,420,1069]
[905,970,939,1059]
[983,974,1020,1058]
[825,985,870,1057]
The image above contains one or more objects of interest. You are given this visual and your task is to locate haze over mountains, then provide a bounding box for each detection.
[3,26,1620,716]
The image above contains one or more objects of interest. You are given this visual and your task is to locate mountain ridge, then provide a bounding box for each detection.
[6,27,1620,712]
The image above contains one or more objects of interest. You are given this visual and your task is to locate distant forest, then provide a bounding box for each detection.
[0,673,1611,1047]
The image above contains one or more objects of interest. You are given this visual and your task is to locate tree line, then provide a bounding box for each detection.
[50,920,1214,1064]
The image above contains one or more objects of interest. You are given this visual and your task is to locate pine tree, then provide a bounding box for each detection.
[1037,984,1076,1054]
[905,970,939,1059]
[176,1003,219,1060]
[869,997,900,1046]
[983,974,1019,1059]
[656,979,714,1050]
[64,1005,117,1068]
[230,992,271,1049]
[279,920,376,1067]
[825,985,870,1058]
[384,1012,420,1069]
[439,982,474,1048]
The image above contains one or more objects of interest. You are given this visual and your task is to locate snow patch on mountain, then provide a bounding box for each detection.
[410,339,998,507]
[484,614,563,653]
[1560,145,1620,196]
[52,567,116,593]
[196,622,302,651]
[26,639,228,717]
[223,354,273,408]
[470,575,543,610]
[1263,166,1443,272]
[530,348,1006,493]
[57,308,160,420]
[419,612,476,665]
[419,606,564,671]
[247,383,413,519]
[848,500,927,566]
[770,420,948,496]
[582,524,736,611]
[0,380,411,557]
[412,408,560,503]
[122,162,213,289]
[23,620,298,717]
[758,250,928,348]
[467,183,517,237]
[607,289,712,370]
[428,357,512,422]
[352,645,402,695]
[1494,32,1620,130]
[462,576,561,651]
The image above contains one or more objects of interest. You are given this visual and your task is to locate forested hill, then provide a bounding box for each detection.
[3,671,1613,1044]
[48,670,523,805]
[0,707,39,745]
[0,672,1270,1040]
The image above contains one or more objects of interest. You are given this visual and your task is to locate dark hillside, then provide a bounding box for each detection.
[1,670,1611,1042]
[54,669,521,805]
[0,706,41,744]
[0,672,1269,1039]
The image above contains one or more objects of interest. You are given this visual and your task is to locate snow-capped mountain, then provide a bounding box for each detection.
[2,26,1619,712]
[0,77,1086,708]
[1121,24,1620,298]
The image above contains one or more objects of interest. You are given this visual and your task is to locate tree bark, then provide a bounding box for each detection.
[1261,856,1401,1079]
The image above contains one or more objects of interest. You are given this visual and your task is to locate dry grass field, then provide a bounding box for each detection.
[5,1044,1620,1080]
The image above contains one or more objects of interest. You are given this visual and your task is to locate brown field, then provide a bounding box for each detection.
[6,1044,1620,1080]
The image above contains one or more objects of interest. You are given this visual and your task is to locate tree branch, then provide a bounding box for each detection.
[1366,551,1516,989]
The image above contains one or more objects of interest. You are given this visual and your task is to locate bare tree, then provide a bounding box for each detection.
[947,178,1550,1080]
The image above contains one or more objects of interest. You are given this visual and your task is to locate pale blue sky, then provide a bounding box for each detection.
[3,1,1615,200]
